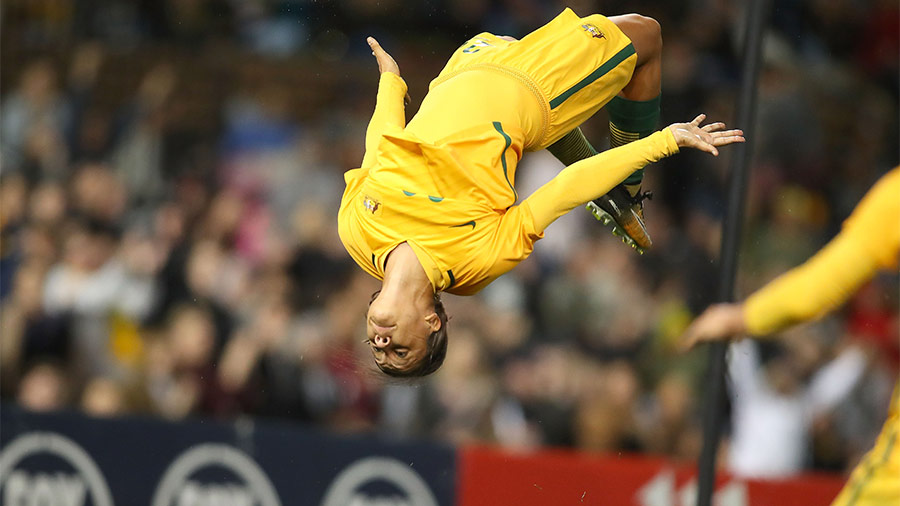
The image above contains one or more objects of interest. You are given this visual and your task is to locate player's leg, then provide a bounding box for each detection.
[547,14,662,252]
[607,13,662,183]
[585,14,662,252]
[546,14,661,164]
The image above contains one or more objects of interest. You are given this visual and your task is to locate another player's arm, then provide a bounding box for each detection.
[681,220,884,346]
[681,168,900,349]
[525,114,744,232]
[361,37,410,169]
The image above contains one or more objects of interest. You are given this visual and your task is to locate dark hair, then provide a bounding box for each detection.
[369,291,449,378]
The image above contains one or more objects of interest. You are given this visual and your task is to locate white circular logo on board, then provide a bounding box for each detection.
[320,456,439,506]
[0,432,114,506]
[151,443,281,506]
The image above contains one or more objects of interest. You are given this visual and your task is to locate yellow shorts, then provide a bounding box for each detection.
[430,8,636,150]
[831,388,900,506]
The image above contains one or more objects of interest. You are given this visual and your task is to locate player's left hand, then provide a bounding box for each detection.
[679,303,748,351]
[368,37,401,76]
[668,114,745,156]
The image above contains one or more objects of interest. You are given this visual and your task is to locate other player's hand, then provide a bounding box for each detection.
[679,303,748,351]
[668,114,745,156]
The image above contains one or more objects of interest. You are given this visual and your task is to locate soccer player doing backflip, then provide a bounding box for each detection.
[338,8,745,377]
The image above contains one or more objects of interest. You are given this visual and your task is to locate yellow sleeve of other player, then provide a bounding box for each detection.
[744,167,900,336]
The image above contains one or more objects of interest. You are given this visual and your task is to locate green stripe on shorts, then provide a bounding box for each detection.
[846,423,898,505]
[549,43,636,110]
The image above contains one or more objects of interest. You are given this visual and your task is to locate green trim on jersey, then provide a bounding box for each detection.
[492,121,517,203]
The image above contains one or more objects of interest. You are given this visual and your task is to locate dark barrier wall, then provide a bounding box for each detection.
[0,404,457,506]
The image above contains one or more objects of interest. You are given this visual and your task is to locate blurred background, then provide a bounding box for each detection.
[1,0,897,481]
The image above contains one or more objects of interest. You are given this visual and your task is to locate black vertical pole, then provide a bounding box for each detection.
[696,0,770,505]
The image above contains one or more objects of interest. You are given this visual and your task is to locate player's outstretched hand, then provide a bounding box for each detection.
[668,114,745,156]
[367,37,410,104]
[679,303,747,351]
[368,37,401,76]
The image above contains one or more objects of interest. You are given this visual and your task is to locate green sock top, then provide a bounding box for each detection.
[607,95,661,134]
[607,95,661,185]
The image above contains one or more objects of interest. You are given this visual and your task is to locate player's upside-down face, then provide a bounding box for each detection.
[365,291,441,374]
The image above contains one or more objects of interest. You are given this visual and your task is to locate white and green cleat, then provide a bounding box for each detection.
[586,184,653,255]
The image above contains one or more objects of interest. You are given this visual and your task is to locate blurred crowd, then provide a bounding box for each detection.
[1,0,897,478]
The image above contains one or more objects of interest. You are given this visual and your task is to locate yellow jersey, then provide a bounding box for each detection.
[337,71,677,295]
[338,8,679,295]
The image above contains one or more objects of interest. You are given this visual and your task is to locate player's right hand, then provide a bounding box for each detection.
[668,114,745,156]
[367,37,401,76]
[367,37,410,105]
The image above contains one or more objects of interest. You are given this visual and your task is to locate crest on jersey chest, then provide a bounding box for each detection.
[581,23,605,39]
[362,194,382,216]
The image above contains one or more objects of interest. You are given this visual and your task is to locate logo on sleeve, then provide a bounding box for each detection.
[581,24,605,39]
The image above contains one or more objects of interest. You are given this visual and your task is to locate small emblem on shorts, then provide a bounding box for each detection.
[582,23,605,39]
[363,195,381,214]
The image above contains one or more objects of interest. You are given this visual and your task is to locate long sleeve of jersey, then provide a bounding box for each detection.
[524,129,679,232]
[361,72,408,169]
[744,167,900,335]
